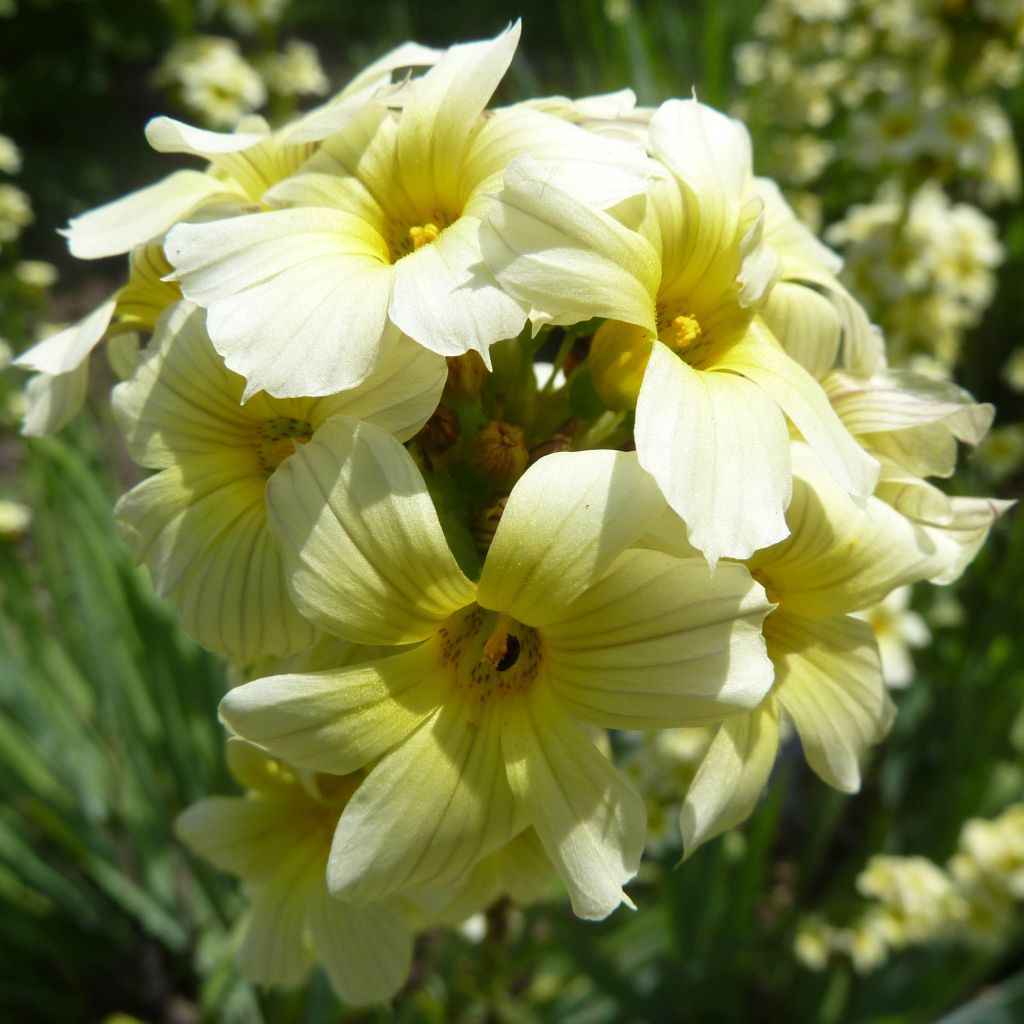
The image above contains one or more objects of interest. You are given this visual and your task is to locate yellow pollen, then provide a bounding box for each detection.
[670,313,703,351]
[409,222,441,250]
[481,614,513,668]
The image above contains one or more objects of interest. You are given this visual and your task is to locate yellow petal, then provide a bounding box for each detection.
[266,417,475,645]
[680,699,781,858]
[219,643,446,775]
[478,449,666,625]
[501,686,645,920]
[544,550,774,727]
[770,611,893,793]
[328,697,526,902]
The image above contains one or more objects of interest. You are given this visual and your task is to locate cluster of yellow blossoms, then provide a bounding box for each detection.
[734,0,1021,373]
[797,802,1024,973]
[155,0,328,129]
[15,23,1011,1005]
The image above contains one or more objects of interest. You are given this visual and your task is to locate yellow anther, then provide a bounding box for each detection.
[409,222,441,250]
[670,313,703,351]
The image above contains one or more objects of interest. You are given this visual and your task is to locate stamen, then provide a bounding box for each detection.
[670,313,703,351]
[409,222,442,250]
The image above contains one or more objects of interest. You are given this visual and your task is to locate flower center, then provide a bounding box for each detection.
[389,210,455,260]
[409,222,442,250]
[437,605,541,710]
[668,313,703,352]
[255,416,313,477]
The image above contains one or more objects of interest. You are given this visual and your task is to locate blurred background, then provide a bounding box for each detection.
[1,1,1022,1021]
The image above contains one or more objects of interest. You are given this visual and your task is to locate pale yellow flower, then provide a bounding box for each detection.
[484,98,877,563]
[112,302,445,662]
[222,422,775,918]
[167,23,651,399]
[177,739,414,1003]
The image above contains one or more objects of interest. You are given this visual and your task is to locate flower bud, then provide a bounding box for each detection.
[469,420,529,489]
[415,404,461,466]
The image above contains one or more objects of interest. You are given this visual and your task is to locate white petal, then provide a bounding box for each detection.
[13,298,116,374]
[308,898,412,1005]
[649,99,751,209]
[648,100,750,268]
[283,40,444,144]
[481,155,660,330]
[466,106,654,209]
[760,282,841,381]
[238,861,318,989]
[751,443,969,615]
[502,687,645,920]
[63,171,242,259]
[395,22,521,206]
[219,644,445,775]
[635,341,792,565]
[389,215,527,360]
[145,116,269,156]
[477,449,666,625]
[20,365,90,436]
[115,458,317,660]
[721,319,879,501]
[827,368,994,442]
[166,209,395,398]
[920,496,1015,585]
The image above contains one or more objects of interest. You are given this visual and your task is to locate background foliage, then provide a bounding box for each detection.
[1,1,1022,1021]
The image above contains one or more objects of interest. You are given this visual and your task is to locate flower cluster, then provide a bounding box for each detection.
[733,0,1020,373]
[735,0,1022,200]
[826,181,1004,368]
[16,23,1009,1005]
[154,0,328,128]
[796,801,1024,973]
